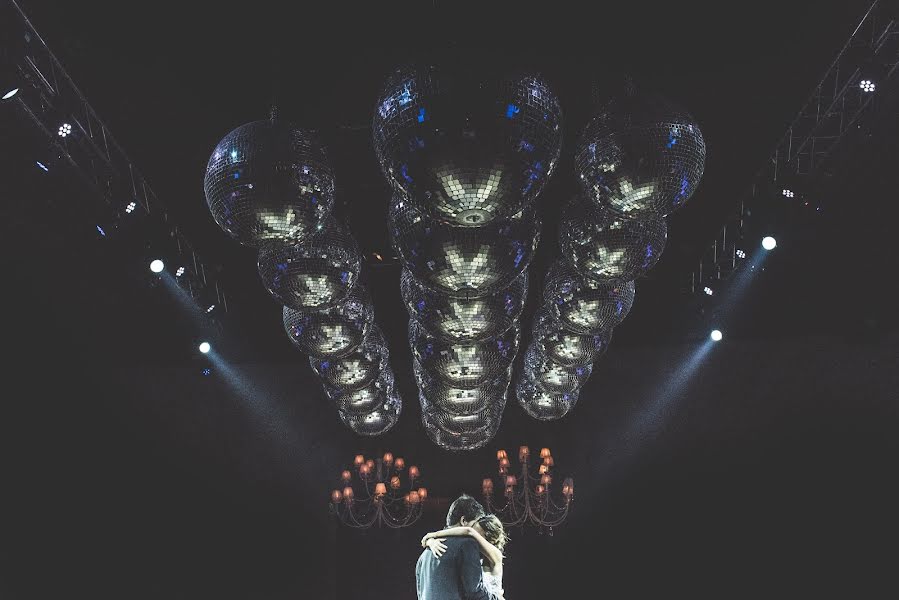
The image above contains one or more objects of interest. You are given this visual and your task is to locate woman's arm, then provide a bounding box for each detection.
[420,526,474,546]
[467,529,503,574]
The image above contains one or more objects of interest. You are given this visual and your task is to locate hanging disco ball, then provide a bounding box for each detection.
[421,406,502,451]
[338,387,402,436]
[312,326,388,392]
[559,198,667,282]
[575,88,705,218]
[373,67,563,226]
[415,365,510,415]
[544,261,636,335]
[522,343,593,394]
[532,307,612,368]
[401,268,527,343]
[420,395,503,435]
[258,217,360,311]
[410,320,520,389]
[328,366,396,416]
[204,120,334,246]
[283,287,374,358]
[390,196,540,298]
[516,369,579,421]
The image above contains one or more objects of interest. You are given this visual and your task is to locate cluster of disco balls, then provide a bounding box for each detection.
[374,66,563,449]
[204,119,401,436]
[517,81,706,420]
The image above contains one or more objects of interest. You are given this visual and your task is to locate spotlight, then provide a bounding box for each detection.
[710,329,723,342]
[125,201,136,214]
[735,249,746,259]
[2,88,19,100]
[761,236,777,251]
[206,304,216,313]
[860,79,875,93]
[36,161,49,172]
[703,286,714,296]
[202,368,211,376]
[199,342,211,354]
[149,259,165,273]
[782,189,794,198]
[175,266,185,277]
[57,123,72,138]
[96,225,106,237]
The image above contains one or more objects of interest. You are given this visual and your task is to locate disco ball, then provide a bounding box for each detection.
[522,343,592,394]
[401,268,527,343]
[390,196,540,298]
[373,67,563,226]
[410,320,520,389]
[312,326,387,392]
[544,261,636,335]
[329,366,396,416]
[575,89,705,217]
[258,218,360,311]
[415,365,509,415]
[283,287,374,358]
[421,406,502,451]
[559,198,667,282]
[338,387,402,436]
[204,120,334,246]
[516,369,579,421]
[532,307,612,368]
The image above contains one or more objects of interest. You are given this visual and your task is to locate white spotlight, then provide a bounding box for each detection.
[782,189,794,198]
[703,286,714,296]
[710,329,723,342]
[206,304,216,313]
[762,236,777,251]
[175,266,185,277]
[736,249,746,259]
[125,201,136,214]
[2,88,19,100]
[199,342,211,354]
[149,259,165,273]
[57,123,72,138]
[860,79,875,93]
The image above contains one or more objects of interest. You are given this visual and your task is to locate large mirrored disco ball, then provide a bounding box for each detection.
[390,196,540,298]
[415,365,509,415]
[575,89,705,218]
[410,320,520,389]
[402,268,527,343]
[421,404,502,436]
[544,261,636,335]
[559,198,667,282]
[516,369,579,421]
[282,287,374,358]
[422,406,502,451]
[204,120,334,246]
[523,343,592,394]
[312,326,387,392]
[532,307,613,368]
[329,367,396,416]
[258,218,360,311]
[373,67,563,226]
[338,387,402,436]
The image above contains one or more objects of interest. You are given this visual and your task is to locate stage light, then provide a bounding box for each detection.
[57,123,72,138]
[860,79,875,93]
[735,249,746,259]
[36,161,48,172]
[206,304,216,313]
[96,225,106,237]
[149,259,165,273]
[202,368,211,376]
[175,266,185,277]
[782,189,794,198]
[762,236,777,250]
[710,329,722,342]
[2,88,19,100]
[703,286,714,296]
[199,342,211,354]
[125,201,136,214]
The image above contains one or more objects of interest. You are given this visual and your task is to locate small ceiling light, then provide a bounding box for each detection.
[149,259,165,273]
[36,161,49,172]
[206,304,216,313]
[762,236,777,251]
[175,266,185,277]
[199,342,211,354]
[735,249,746,259]
[860,79,875,93]
[2,88,19,100]
[125,201,137,214]
[782,189,794,198]
[703,286,714,296]
[710,329,723,342]
[57,123,72,137]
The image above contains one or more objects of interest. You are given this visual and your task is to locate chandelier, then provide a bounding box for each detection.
[482,446,573,533]
[330,452,428,529]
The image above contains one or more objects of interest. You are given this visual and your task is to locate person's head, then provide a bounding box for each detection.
[474,513,509,553]
[446,494,485,527]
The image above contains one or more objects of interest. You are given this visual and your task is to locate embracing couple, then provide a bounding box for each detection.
[415,494,509,600]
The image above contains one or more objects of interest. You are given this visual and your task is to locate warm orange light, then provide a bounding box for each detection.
[496,449,507,461]
[483,478,494,491]
[540,447,552,459]
[408,490,420,504]
[505,475,517,487]
[543,456,554,467]
[341,470,352,482]
[331,490,342,504]
[383,452,394,465]
[360,464,371,477]
[409,465,420,479]
[354,455,365,466]
[343,486,354,500]
[519,446,530,461]
[536,485,545,495]
[538,464,549,475]
[375,483,387,496]
[541,474,552,486]
[498,465,507,476]
[390,475,401,489]
[499,457,510,467]
[365,459,375,471]
[394,457,405,470]
[418,487,428,500]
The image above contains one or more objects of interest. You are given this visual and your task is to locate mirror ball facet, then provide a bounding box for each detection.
[312,326,388,392]
[575,90,705,218]
[402,268,527,343]
[373,67,563,226]
[523,343,593,394]
[532,307,612,368]
[204,120,334,246]
[338,387,402,436]
[282,287,374,359]
[415,362,510,415]
[559,198,667,282]
[410,319,520,389]
[329,366,396,416]
[258,218,360,311]
[544,261,636,335]
[390,196,540,298]
[516,369,580,421]
[421,406,502,451]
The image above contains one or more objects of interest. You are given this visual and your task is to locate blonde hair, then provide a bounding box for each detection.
[477,513,509,553]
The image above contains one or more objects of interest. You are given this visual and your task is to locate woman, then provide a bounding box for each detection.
[421,513,509,599]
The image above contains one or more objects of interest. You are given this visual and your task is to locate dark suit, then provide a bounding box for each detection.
[416,536,494,600]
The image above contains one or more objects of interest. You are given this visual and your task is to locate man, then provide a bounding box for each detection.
[416,494,497,600]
